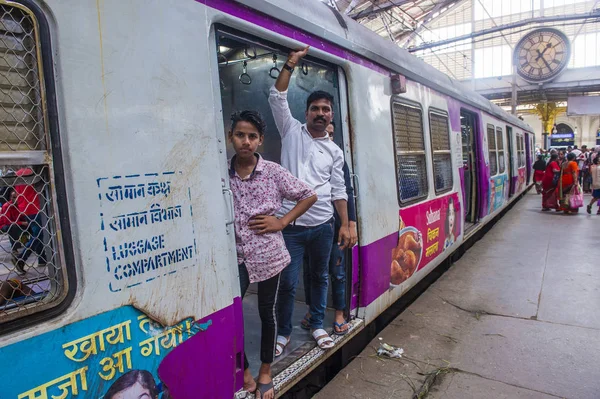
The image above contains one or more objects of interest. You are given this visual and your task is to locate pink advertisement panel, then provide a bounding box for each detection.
[391,193,461,286]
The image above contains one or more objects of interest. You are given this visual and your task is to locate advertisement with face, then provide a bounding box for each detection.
[390,193,460,287]
[0,306,211,399]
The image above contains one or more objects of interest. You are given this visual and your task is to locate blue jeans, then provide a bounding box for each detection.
[19,213,46,264]
[277,219,334,336]
[304,225,346,311]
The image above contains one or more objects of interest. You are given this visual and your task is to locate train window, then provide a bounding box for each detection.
[487,124,498,176]
[392,102,428,204]
[496,127,505,174]
[429,111,453,193]
[0,3,66,322]
[517,135,525,167]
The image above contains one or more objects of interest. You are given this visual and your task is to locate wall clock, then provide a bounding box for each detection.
[513,28,571,82]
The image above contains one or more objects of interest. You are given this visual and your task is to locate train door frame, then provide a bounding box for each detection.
[506,126,515,197]
[211,25,360,384]
[336,67,360,321]
[525,132,532,184]
[460,109,480,227]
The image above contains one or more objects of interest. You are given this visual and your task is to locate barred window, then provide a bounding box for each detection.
[0,3,65,323]
[496,127,505,174]
[429,111,453,193]
[392,102,428,203]
[487,125,498,176]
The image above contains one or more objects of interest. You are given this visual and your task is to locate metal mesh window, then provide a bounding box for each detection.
[429,112,453,193]
[392,103,428,203]
[487,125,497,176]
[496,127,505,174]
[0,4,64,323]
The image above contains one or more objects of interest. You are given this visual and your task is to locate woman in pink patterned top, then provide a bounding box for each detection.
[228,110,316,399]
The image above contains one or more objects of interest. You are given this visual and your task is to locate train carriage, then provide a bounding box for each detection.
[0,0,534,398]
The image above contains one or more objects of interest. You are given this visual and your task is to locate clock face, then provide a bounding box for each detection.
[514,28,571,82]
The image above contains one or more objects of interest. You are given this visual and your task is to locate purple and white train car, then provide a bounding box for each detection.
[0,0,534,398]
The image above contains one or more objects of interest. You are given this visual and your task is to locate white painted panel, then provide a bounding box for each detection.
[3,0,239,345]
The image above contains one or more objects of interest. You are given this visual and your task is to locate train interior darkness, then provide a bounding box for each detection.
[460,110,480,232]
[215,27,356,376]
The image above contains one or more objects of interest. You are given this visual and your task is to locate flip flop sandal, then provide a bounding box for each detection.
[300,314,311,330]
[312,328,334,350]
[333,321,350,336]
[254,380,274,399]
[275,335,290,357]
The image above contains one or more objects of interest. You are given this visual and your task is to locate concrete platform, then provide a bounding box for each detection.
[316,192,600,399]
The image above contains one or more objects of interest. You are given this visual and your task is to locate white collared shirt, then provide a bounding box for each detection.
[269,86,347,227]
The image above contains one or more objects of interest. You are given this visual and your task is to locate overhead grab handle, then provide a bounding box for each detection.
[301,62,309,75]
[239,60,252,85]
[217,51,228,66]
[244,46,257,59]
[269,54,280,79]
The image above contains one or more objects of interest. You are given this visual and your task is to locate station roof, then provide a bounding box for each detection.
[334,0,461,43]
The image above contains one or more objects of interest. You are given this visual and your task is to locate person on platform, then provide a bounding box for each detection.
[228,110,317,398]
[558,150,566,166]
[541,153,560,211]
[14,167,46,274]
[558,152,580,214]
[301,121,357,336]
[586,156,600,215]
[532,155,546,194]
[269,46,353,356]
[0,189,29,261]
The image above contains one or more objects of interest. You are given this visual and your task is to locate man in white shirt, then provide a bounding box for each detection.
[269,46,353,354]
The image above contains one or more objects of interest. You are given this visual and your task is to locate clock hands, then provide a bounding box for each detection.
[541,57,552,70]
[535,43,553,61]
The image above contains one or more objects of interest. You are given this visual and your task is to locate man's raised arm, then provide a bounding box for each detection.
[268,46,310,138]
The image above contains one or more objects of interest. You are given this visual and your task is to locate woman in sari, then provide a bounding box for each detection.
[558,152,580,213]
[533,155,547,194]
[541,153,560,211]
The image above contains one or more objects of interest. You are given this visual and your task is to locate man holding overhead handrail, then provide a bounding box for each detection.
[268,46,355,355]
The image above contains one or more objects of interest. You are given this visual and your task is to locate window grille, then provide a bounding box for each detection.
[0,3,65,323]
[429,112,453,193]
[487,125,497,176]
[392,103,428,203]
[496,127,505,174]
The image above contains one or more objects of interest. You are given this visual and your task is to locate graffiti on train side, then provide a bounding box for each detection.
[390,193,460,287]
[0,306,211,399]
[96,172,198,293]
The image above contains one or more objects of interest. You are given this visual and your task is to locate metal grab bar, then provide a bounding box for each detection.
[239,61,251,85]
[269,54,280,79]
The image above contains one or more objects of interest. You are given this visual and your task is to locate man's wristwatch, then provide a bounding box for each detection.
[283,63,295,74]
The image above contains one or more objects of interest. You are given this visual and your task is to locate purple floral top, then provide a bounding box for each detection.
[229,154,315,283]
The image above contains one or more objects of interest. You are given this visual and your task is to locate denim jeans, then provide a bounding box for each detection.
[19,213,46,265]
[277,219,334,336]
[304,225,346,311]
[238,263,280,369]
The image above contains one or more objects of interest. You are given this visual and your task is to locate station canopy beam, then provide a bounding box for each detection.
[408,11,600,52]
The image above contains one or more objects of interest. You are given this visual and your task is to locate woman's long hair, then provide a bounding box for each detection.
[444,197,456,237]
[104,370,159,399]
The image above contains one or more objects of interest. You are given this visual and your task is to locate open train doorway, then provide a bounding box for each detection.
[460,110,479,230]
[212,25,360,391]
[506,126,515,197]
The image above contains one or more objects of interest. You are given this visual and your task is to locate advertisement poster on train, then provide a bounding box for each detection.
[0,305,209,399]
[517,168,526,192]
[488,175,507,213]
[390,193,460,287]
